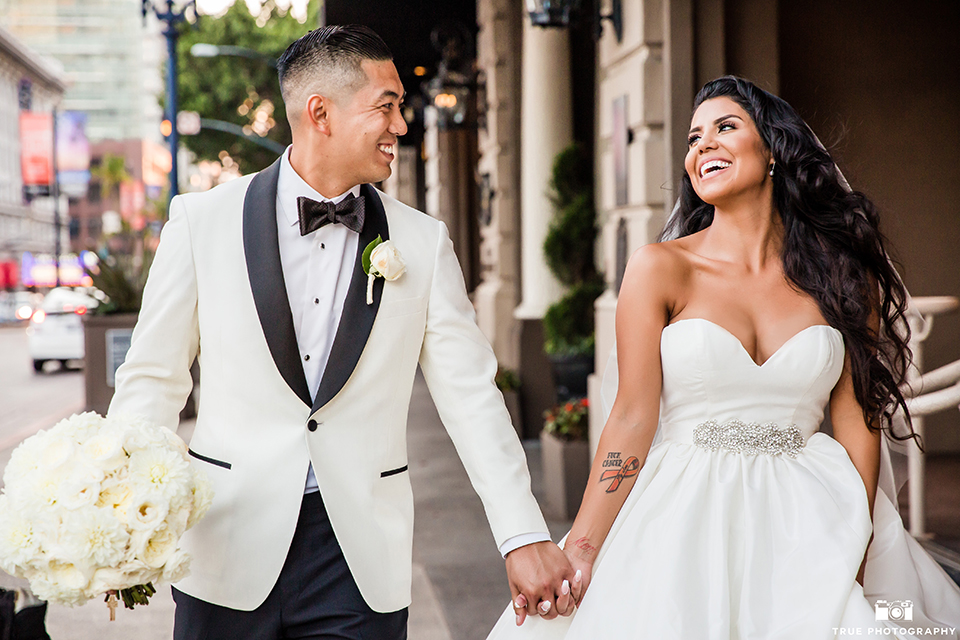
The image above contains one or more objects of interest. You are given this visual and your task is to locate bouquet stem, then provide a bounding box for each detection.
[104,582,156,618]
[120,583,156,610]
[106,592,118,621]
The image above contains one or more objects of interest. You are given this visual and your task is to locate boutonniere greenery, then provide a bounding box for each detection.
[362,236,406,305]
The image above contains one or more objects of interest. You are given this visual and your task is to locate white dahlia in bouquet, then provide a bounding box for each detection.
[0,412,213,616]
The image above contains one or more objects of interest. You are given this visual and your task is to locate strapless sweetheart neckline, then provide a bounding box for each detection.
[664,317,842,368]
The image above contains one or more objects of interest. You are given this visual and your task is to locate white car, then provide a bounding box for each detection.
[27,287,99,372]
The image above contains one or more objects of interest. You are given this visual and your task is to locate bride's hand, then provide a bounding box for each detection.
[563,547,594,605]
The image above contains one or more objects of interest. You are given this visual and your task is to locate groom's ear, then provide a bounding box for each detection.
[305,94,332,136]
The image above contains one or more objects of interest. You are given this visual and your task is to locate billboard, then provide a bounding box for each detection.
[21,252,95,288]
[57,111,91,198]
[20,112,53,197]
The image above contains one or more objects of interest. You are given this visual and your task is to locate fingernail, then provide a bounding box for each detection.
[515,595,526,608]
[575,569,582,583]
[539,601,551,614]
[516,614,522,626]
[561,579,570,595]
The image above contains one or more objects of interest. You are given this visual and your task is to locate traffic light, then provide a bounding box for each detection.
[160,118,173,139]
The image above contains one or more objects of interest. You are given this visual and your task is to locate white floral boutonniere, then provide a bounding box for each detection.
[362,236,406,305]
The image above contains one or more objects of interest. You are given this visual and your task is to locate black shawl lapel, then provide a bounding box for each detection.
[242,157,312,407]
[311,184,389,412]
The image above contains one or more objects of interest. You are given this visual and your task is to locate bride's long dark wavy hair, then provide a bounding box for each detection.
[662,76,915,441]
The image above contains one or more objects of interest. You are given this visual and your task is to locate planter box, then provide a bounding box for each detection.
[548,353,594,402]
[82,313,138,415]
[540,430,590,520]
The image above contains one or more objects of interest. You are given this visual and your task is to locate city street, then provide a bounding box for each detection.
[0,325,85,474]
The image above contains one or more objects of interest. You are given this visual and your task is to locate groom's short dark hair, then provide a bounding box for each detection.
[277,25,393,111]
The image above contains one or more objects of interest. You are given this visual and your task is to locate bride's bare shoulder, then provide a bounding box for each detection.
[624,237,696,287]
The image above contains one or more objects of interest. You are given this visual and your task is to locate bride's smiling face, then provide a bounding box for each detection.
[684,97,772,206]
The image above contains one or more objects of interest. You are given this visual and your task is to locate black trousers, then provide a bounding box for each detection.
[172,491,408,640]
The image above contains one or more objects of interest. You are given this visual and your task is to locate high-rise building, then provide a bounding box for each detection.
[0,0,164,143]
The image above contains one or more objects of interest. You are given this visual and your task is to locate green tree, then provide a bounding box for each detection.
[542,144,603,356]
[90,153,131,201]
[170,0,317,173]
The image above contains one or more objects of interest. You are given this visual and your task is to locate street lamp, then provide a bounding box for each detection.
[524,0,623,43]
[524,0,578,26]
[141,0,198,210]
[424,23,476,130]
[424,65,473,129]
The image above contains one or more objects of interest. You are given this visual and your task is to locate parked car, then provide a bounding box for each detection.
[0,291,43,323]
[26,287,99,372]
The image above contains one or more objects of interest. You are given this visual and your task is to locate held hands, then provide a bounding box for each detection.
[563,552,593,606]
[505,541,582,626]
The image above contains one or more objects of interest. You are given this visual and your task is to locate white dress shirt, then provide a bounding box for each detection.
[276,148,360,494]
[274,147,548,556]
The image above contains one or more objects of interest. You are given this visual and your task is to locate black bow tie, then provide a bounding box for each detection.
[296,193,365,236]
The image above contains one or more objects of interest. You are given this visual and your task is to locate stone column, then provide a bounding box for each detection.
[474,0,524,368]
[424,107,480,292]
[382,145,418,209]
[514,22,572,320]
[514,19,574,435]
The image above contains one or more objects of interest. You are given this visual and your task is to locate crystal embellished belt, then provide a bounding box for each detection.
[692,419,805,458]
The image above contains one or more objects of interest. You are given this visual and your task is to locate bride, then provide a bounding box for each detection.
[488,76,960,639]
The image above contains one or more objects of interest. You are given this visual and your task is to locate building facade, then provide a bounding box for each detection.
[0,24,67,287]
[475,0,960,453]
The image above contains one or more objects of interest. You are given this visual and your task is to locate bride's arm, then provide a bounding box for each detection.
[563,245,676,599]
[829,352,882,585]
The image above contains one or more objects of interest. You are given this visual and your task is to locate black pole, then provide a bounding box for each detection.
[164,13,179,213]
[51,108,61,287]
[143,0,194,219]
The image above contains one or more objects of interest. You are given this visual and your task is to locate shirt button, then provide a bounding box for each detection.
[307,419,318,432]
[304,354,310,361]
[314,298,319,304]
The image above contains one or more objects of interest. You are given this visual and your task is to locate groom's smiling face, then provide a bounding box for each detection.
[326,59,408,188]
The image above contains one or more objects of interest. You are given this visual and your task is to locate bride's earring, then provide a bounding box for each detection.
[769,162,775,177]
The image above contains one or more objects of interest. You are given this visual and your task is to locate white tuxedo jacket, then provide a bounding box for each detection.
[109,158,547,612]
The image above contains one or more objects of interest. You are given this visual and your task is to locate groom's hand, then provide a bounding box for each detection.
[505,541,576,625]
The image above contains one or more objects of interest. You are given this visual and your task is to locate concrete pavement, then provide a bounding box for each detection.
[0,370,572,640]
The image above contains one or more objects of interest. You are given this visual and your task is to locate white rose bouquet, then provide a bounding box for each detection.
[0,412,213,618]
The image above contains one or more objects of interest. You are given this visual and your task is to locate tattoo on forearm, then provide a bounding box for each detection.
[599,454,640,492]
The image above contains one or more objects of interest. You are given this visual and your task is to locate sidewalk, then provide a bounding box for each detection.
[0,371,572,639]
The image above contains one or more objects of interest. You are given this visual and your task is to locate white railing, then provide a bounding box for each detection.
[902,296,960,538]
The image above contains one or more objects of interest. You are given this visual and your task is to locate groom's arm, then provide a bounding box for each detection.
[109,195,199,432]
[418,222,576,619]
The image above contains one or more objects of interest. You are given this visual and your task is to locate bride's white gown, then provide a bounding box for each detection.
[488,318,960,639]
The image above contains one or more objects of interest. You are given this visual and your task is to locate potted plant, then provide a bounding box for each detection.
[540,397,591,520]
[495,366,523,437]
[82,245,152,415]
[542,144,604,401]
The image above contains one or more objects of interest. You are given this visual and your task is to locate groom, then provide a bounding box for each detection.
[109,24,574,638]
